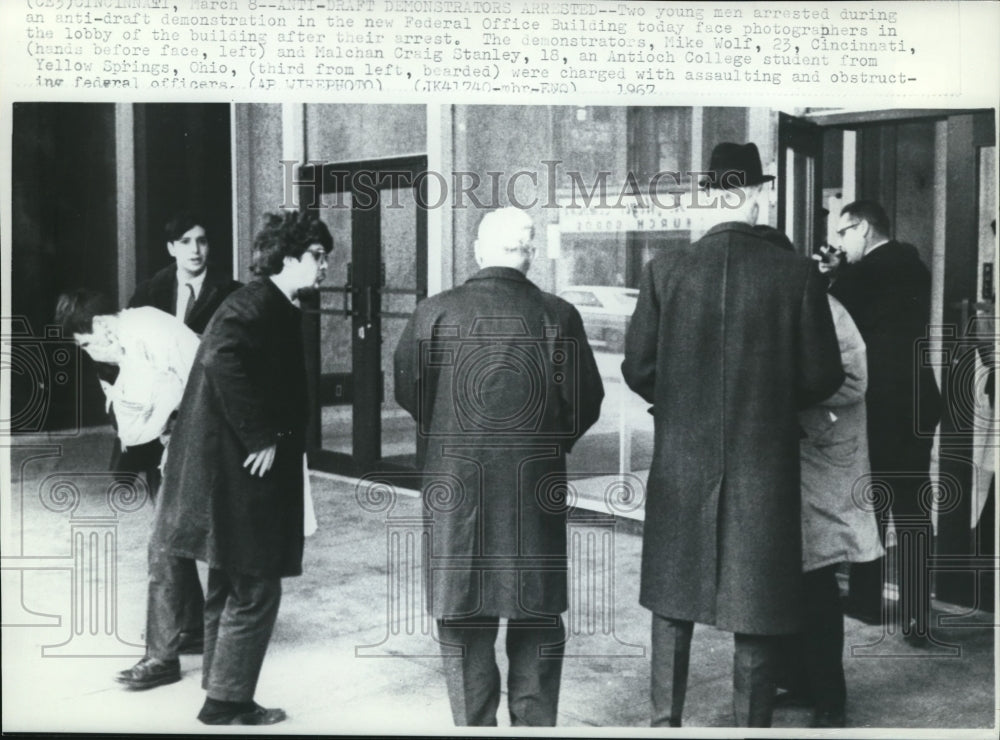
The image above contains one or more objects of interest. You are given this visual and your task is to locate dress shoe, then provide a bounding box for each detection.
[903,630,934,649]
[810,707,846,727]
[198,699,287,726]
[177,631,204,655]
[774,688,814,709]
[902,618,936,648]
[115,656,180,690]
[843,607,881,625]
[229,704,287,726]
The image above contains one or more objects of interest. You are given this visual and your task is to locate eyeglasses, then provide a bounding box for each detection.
[305,247,328,264]
[836,221,863,238]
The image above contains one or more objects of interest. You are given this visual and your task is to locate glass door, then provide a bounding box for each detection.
[300,155,427,483]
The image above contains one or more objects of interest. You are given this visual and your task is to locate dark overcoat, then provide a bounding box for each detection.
[153,278,308,578]
[394,267,605,619]
[111,265,242,476]
[829,241,942,472]
[622,222,845,635]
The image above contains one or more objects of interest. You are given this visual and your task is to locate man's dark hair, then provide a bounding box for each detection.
[164,211,209,243]
[250,210,334,277]
[54,288,116,336]
[841,200,890,239]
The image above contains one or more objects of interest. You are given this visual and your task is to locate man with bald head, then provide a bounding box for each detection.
[394,207,604,727]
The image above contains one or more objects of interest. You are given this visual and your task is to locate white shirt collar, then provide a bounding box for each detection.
[175,269,208,318]
[178,269,208,296]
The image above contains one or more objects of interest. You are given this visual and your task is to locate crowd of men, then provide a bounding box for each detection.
[57,140,943,728]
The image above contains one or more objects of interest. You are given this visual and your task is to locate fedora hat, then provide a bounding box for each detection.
[700,142,775,189]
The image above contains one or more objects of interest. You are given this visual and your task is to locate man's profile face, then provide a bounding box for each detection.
[284,242,328,293]
[167,225,209,279]
[835,213,867,264]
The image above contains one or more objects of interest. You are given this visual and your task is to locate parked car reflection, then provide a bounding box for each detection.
[559,285,638,353]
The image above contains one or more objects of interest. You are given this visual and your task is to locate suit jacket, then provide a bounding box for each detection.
[111,265,241,476]
[829,240,941,472]
[130,263,242,335]
[394,267,605,619]
[622,221,844,634]
[153,279,308,578]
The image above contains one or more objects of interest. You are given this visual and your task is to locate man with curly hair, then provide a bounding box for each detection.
[151,210,332,725]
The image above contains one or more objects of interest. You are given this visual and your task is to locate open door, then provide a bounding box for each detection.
[777,112,825,256]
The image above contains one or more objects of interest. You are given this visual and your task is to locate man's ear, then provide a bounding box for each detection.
[473,238,484,268]
[166,241,177,259]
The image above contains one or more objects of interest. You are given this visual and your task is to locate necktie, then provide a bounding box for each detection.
[183,283,196,323]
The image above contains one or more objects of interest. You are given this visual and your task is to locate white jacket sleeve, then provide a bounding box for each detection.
[109,308,200,448]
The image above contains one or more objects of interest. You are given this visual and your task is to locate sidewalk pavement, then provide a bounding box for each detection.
[1,430,996,735]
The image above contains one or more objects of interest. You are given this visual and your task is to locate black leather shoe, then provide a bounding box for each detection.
[843,606,882,625]
[810,708,846,727]
[774,688,814,709]
[115,657,180,690]
[228,705,287,726]
[177,631,204,655]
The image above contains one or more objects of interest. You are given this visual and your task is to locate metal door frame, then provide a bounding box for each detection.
[299,154,428,479]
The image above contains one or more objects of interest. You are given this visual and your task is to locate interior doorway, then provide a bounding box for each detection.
[779,108,997,610]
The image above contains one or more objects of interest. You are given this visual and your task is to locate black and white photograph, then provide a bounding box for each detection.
[1,1,998,736]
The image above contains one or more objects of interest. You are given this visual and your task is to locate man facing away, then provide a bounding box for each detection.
[825,200,942,642]
[622,142,845,727]
[394,207,604,726]
[111,211,241,690]
[151,210,332,725]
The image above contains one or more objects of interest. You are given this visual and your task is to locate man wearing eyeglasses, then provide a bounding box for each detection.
[394,207,604,727]
[825,200,942,644]
[150,210,332,725]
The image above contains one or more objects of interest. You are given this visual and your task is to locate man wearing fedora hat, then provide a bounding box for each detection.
[623,142,845,727]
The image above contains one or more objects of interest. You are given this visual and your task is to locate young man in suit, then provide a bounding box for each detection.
[129,212,242,335]
[113,212,240,690]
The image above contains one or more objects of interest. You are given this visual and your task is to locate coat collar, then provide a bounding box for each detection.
[465,266,532,285]
[701,221,757,240]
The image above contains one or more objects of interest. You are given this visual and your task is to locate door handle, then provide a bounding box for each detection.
[343,262,355,317]
[364,286,375,330]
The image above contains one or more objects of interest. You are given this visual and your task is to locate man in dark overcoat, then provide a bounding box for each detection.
[151,210,332,726]
[394,207,604,727]
[114,212,241,690]
[622,142,845,727]
[826,200,942,641]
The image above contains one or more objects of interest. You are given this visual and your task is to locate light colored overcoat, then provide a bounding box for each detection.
[799,296,884,572]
